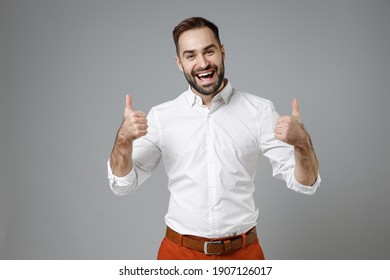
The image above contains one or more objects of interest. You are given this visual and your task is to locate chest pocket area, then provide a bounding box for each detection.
[212,115,260,167]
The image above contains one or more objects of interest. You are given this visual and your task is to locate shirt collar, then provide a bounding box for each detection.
[185,79,233,107]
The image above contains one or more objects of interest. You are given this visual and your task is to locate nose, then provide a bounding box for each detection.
[197,54,209,69]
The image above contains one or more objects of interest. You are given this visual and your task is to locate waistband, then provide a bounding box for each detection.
[165,226,258,255]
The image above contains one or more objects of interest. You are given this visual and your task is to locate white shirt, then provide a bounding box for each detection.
[107,81,320,238]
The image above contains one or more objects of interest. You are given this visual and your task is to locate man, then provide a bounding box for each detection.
[107,17,320,260]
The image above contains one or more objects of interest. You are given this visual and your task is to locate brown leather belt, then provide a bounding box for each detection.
[165,226,257,255]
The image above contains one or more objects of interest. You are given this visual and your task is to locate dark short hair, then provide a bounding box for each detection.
[173,17,221,55]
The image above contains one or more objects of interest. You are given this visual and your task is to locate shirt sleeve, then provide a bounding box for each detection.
[290,173,321,195]
[107,161,138,195]
[107,107,162,195]
[259,100,321,195]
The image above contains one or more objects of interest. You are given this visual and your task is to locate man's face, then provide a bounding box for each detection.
[176,27,225,96]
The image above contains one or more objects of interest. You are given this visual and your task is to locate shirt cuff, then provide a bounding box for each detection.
[107,160,137,195]
[290,173,321,195]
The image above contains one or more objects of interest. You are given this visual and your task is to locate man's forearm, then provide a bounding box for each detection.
[293,136,319,186]
[110,135,133,177]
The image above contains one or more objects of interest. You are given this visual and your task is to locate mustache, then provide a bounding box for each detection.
[191,64,218,76]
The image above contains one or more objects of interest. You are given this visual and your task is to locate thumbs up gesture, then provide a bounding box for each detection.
[274,99,308,147]
[118,95,148,142]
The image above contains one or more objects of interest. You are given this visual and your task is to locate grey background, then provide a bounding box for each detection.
[1,0,389,260]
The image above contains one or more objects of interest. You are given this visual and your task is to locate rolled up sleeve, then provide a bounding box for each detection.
[107,160,138,195]
[289,173,321,195]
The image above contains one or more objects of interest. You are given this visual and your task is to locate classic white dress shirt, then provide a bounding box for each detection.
[107,81,320,238]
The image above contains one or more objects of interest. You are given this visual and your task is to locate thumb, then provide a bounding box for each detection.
[292,98,300,117]
[125,94,133,111]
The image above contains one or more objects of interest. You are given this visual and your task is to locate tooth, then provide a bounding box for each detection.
[198,72,213,77]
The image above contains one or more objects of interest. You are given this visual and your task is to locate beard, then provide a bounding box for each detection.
[183,60,225,96]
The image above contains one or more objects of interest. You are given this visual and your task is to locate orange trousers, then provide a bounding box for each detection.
[157,236,265,260]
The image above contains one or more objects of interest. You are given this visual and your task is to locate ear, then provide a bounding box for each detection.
[175,56,184,72]
[220,44,226,60]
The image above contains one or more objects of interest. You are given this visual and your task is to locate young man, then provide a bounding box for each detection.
[108,17,320,260]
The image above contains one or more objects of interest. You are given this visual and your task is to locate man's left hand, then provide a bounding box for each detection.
[274,99,309,148]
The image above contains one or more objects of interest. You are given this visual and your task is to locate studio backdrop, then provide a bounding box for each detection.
[1,0,389,259]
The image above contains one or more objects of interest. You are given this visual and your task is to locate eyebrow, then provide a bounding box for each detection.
[182,44,218,56]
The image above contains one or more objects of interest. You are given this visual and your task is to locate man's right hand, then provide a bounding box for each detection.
[110,95,148,177]
[118,95,148,142]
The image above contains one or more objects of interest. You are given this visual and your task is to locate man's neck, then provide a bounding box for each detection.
[192,79,227,109]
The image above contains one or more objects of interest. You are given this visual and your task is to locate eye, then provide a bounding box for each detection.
[186,54,195,61]
[206,49,215,55]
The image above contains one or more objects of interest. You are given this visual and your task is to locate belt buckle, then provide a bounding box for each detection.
[204,240,223,255]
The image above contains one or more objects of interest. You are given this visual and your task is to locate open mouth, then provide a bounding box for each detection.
[195,71,215,82]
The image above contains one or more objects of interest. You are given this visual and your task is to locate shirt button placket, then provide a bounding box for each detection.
[206,112,218,235]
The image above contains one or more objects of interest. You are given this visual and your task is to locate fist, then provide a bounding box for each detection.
[274,99,308,147]
[118,95,148,142]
